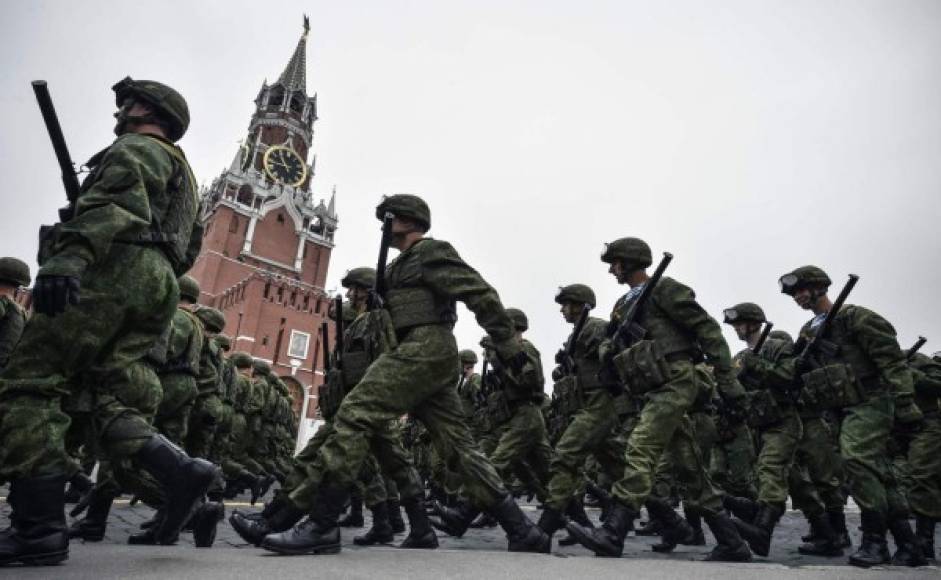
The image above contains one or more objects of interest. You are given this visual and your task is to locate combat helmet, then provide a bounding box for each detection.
[194,306,226,333]
[601,237,652,269]
[252,358,271,375]
[459,349,479,365]
[722,302,766,325]
[341,267,376,289]
[178,275,200,303]
[375,194,431,231]
[0,257,31,287]
[215,334,232,352]
[230,351,254,369]
[779,266,831,296]
[505,308,529,332]
[112,76,190,142]
[768,330,794,346]
[554,284,596,308]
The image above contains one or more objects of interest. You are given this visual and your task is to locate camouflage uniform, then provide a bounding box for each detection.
[539,284,627,539]
[907,352,941,558]
[566,238,750,562]
[778,266,923,567]
[153,304,203,444]
[0,257,31,366]
[185,307,226,459]
[0,78,219,564]
[262,195,547,555]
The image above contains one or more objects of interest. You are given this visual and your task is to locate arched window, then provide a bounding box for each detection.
[290,93,305,114]
[268,88,284,108]
[237,184,253,205]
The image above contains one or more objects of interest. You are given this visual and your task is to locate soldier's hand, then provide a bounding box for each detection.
[32,274,80,316]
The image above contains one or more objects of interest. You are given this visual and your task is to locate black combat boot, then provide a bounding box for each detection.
[230,499,304,546]
[646,498,698,554]
[565,501,636,557]
[192,500,225,548]
[732,502,784,557]
[469,513,498,528]
[338,495,364,528]
[428,499,480,538]
[634,516,662,536]
[797,513,844,557]
[888,515,928,567]
[558,502,591,546]
[387,498,406,534]
[64,471,93,505]
[489,495,550,553]
[0,475,69,567]
[683,505,706,545]
[134,434,220,545]
[828,508,851,548]
[914,515,936,561]
[398,496,438,549]
[260,485,345,555]
[128,511,164,545]
[702,510,752,562]
[536,506,567,547]
[848,510,890,568]
[354,502,395,546]
[723,495,759,523]
[67,488,116,542]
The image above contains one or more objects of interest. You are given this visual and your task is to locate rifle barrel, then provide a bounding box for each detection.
[31,81,80,203]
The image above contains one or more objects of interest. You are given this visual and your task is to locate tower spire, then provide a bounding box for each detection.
[277,15,310,92]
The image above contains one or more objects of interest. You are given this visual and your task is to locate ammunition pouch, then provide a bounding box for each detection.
[798,364,864,410]
[612,340,672,394]
[341,351,371,390]
[37,224,61,266]
[553,375,584,418]
[485,389,513,425]
[746,389,784,429]
[318,369,345,420]
[384,287,457,332]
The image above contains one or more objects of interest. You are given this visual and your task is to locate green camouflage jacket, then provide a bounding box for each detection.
[0,295,27,368]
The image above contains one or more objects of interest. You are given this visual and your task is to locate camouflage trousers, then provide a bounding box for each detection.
[753,412,801,505]
[288,325,505,512]
[489,402,553,502]
[288,415,423,512]
[611,360,725,515]
[154,371,198,445]
[546,389,626,512]
[651,409,718,501]
[711,422,758,500]
[838,393,894,515]
[907,414,941,519]
[185,393,223,460]
[0,245,176,480]
[788,414,845,517]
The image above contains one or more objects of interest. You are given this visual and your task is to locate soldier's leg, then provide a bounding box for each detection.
[840,394,894,567]
[719,423,759,500]
[154,374,197,446]
[732,415,800,557]
[907,415,941,560]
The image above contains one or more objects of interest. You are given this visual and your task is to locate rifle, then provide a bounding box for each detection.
[368,213,394,310]
[906,336,927,360]
[321,322,331,372]
[479,357,492,395]
[752,321,774,354]
[32,81,81,221]
[795,274,859,373]
[556,303,591,376]
[607,252,673,355]
[333,295,344,369]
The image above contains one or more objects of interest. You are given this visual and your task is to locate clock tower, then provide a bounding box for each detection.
[189,16,337,424]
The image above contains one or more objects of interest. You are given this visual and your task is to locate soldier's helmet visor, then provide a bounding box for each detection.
[723,308,739,322]
[779,273,799,294]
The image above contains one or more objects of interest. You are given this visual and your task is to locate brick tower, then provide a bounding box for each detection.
[189,16,337,422]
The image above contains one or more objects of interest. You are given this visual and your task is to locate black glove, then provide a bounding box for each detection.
[32,274,81,317]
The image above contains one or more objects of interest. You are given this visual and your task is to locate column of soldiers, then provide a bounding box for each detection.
[1,76,939,570]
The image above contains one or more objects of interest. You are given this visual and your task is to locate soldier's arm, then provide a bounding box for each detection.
[848,306,914,397]
[656,279,745,398]
[42,135,174,278]
[910,354,941,397]
[0,300,26,365]
[420,240,516,348]
[577,318,607,363]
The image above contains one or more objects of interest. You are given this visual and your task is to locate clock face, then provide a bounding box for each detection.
[263,146,307,186]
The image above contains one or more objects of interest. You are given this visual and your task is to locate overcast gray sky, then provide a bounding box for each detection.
[2,0,940,373]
